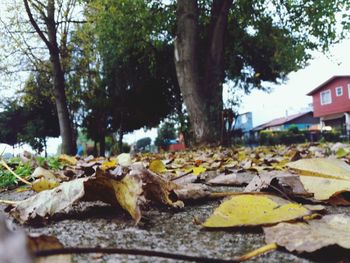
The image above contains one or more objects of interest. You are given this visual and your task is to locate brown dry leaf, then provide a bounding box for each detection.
[84,168,145,223]
[9,178,88,223]
[31,167,57,181]
[245,171,310,197]
[202,194,311,228]
[131,163,184,208]
[208,172,255,186]
[173,183,210,200]
[28,234,71,263]
[264,214,350,253]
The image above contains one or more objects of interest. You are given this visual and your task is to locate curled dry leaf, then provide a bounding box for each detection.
[264,214,350,253]
[28,234,71,263]
[131,163,184,208]
[173,183,210,200]
[202,194,311,228]
[9,178,88,223]
[208,172,255,186]
[245,171,310,197]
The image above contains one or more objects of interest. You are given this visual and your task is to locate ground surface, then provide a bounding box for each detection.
[1,184,350,263]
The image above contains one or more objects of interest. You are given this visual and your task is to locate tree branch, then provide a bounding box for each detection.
[23,0,53,51]
[34,247,237,263]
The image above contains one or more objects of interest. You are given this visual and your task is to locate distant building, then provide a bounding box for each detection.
[307,75,350,134]
[252,111,319,133]
[233,112,253,134]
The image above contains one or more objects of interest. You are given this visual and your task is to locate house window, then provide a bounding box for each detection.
[320,90,332,105]
[336,86,343,96]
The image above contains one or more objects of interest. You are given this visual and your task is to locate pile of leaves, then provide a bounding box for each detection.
[2,142,350,261]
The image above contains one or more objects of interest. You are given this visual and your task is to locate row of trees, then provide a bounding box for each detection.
[0,0,349,155]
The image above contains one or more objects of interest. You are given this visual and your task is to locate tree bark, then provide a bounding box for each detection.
[174,0,233,144]
[23,0,75,155]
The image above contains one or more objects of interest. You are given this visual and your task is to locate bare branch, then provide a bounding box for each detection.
[23,0,53,52]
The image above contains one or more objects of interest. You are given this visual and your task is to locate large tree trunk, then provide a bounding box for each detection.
[174,0,232,144]
[23,0,75,155]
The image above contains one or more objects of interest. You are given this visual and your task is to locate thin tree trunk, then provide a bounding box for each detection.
[118,131,124,154]
[99,136,105,157]
[23,0,75,155]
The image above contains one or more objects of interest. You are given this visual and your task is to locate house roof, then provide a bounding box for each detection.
[252,111,313,131]
[307,75,350,96]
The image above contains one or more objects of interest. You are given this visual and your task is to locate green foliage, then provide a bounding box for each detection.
[321,131,342,142]
[135,137,152,152]
[36,156,62,170]
[0,160,33,188]
[155,122,177,148]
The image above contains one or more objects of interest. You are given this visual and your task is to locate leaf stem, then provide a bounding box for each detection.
[234,243,277,261]
[0,160,32,186]
[0,199,18,205]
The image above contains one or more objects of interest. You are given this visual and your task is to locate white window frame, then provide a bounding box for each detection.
[348,84,350,99]
[320,89,332,105]
[336,86,343,96]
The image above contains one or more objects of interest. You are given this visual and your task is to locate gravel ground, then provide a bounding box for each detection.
[1,186,350,263]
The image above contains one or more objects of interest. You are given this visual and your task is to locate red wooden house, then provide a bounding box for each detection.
[307,75,350,134]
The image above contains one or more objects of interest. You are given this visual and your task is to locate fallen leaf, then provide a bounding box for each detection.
[173,183,210,200]
[28,234,71,263]
[190,166,206,176]
[31,178,60,192]
[264,214,350,253]
[31,167,57,181]
[131,164,184,208]
[245,171,310,197]
[100,159,117,171]
[298,175,350,204]
[202,194,311,228]
[287,158,350,180]
[208,172,255,186]
[149,160,167,174]
[58,154,77,166]
[9,178,88,223]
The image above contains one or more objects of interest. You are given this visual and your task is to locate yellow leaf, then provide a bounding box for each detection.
[287,158,350,180]
[149,160,167,174]
[202,194,310,228]
[58,154,77,165]
[32,178,60,192]
[299,175,350,202]
[185,166,206,176]
[336,148,348,158]
[101,159,117,171]
[109,175,143,223]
